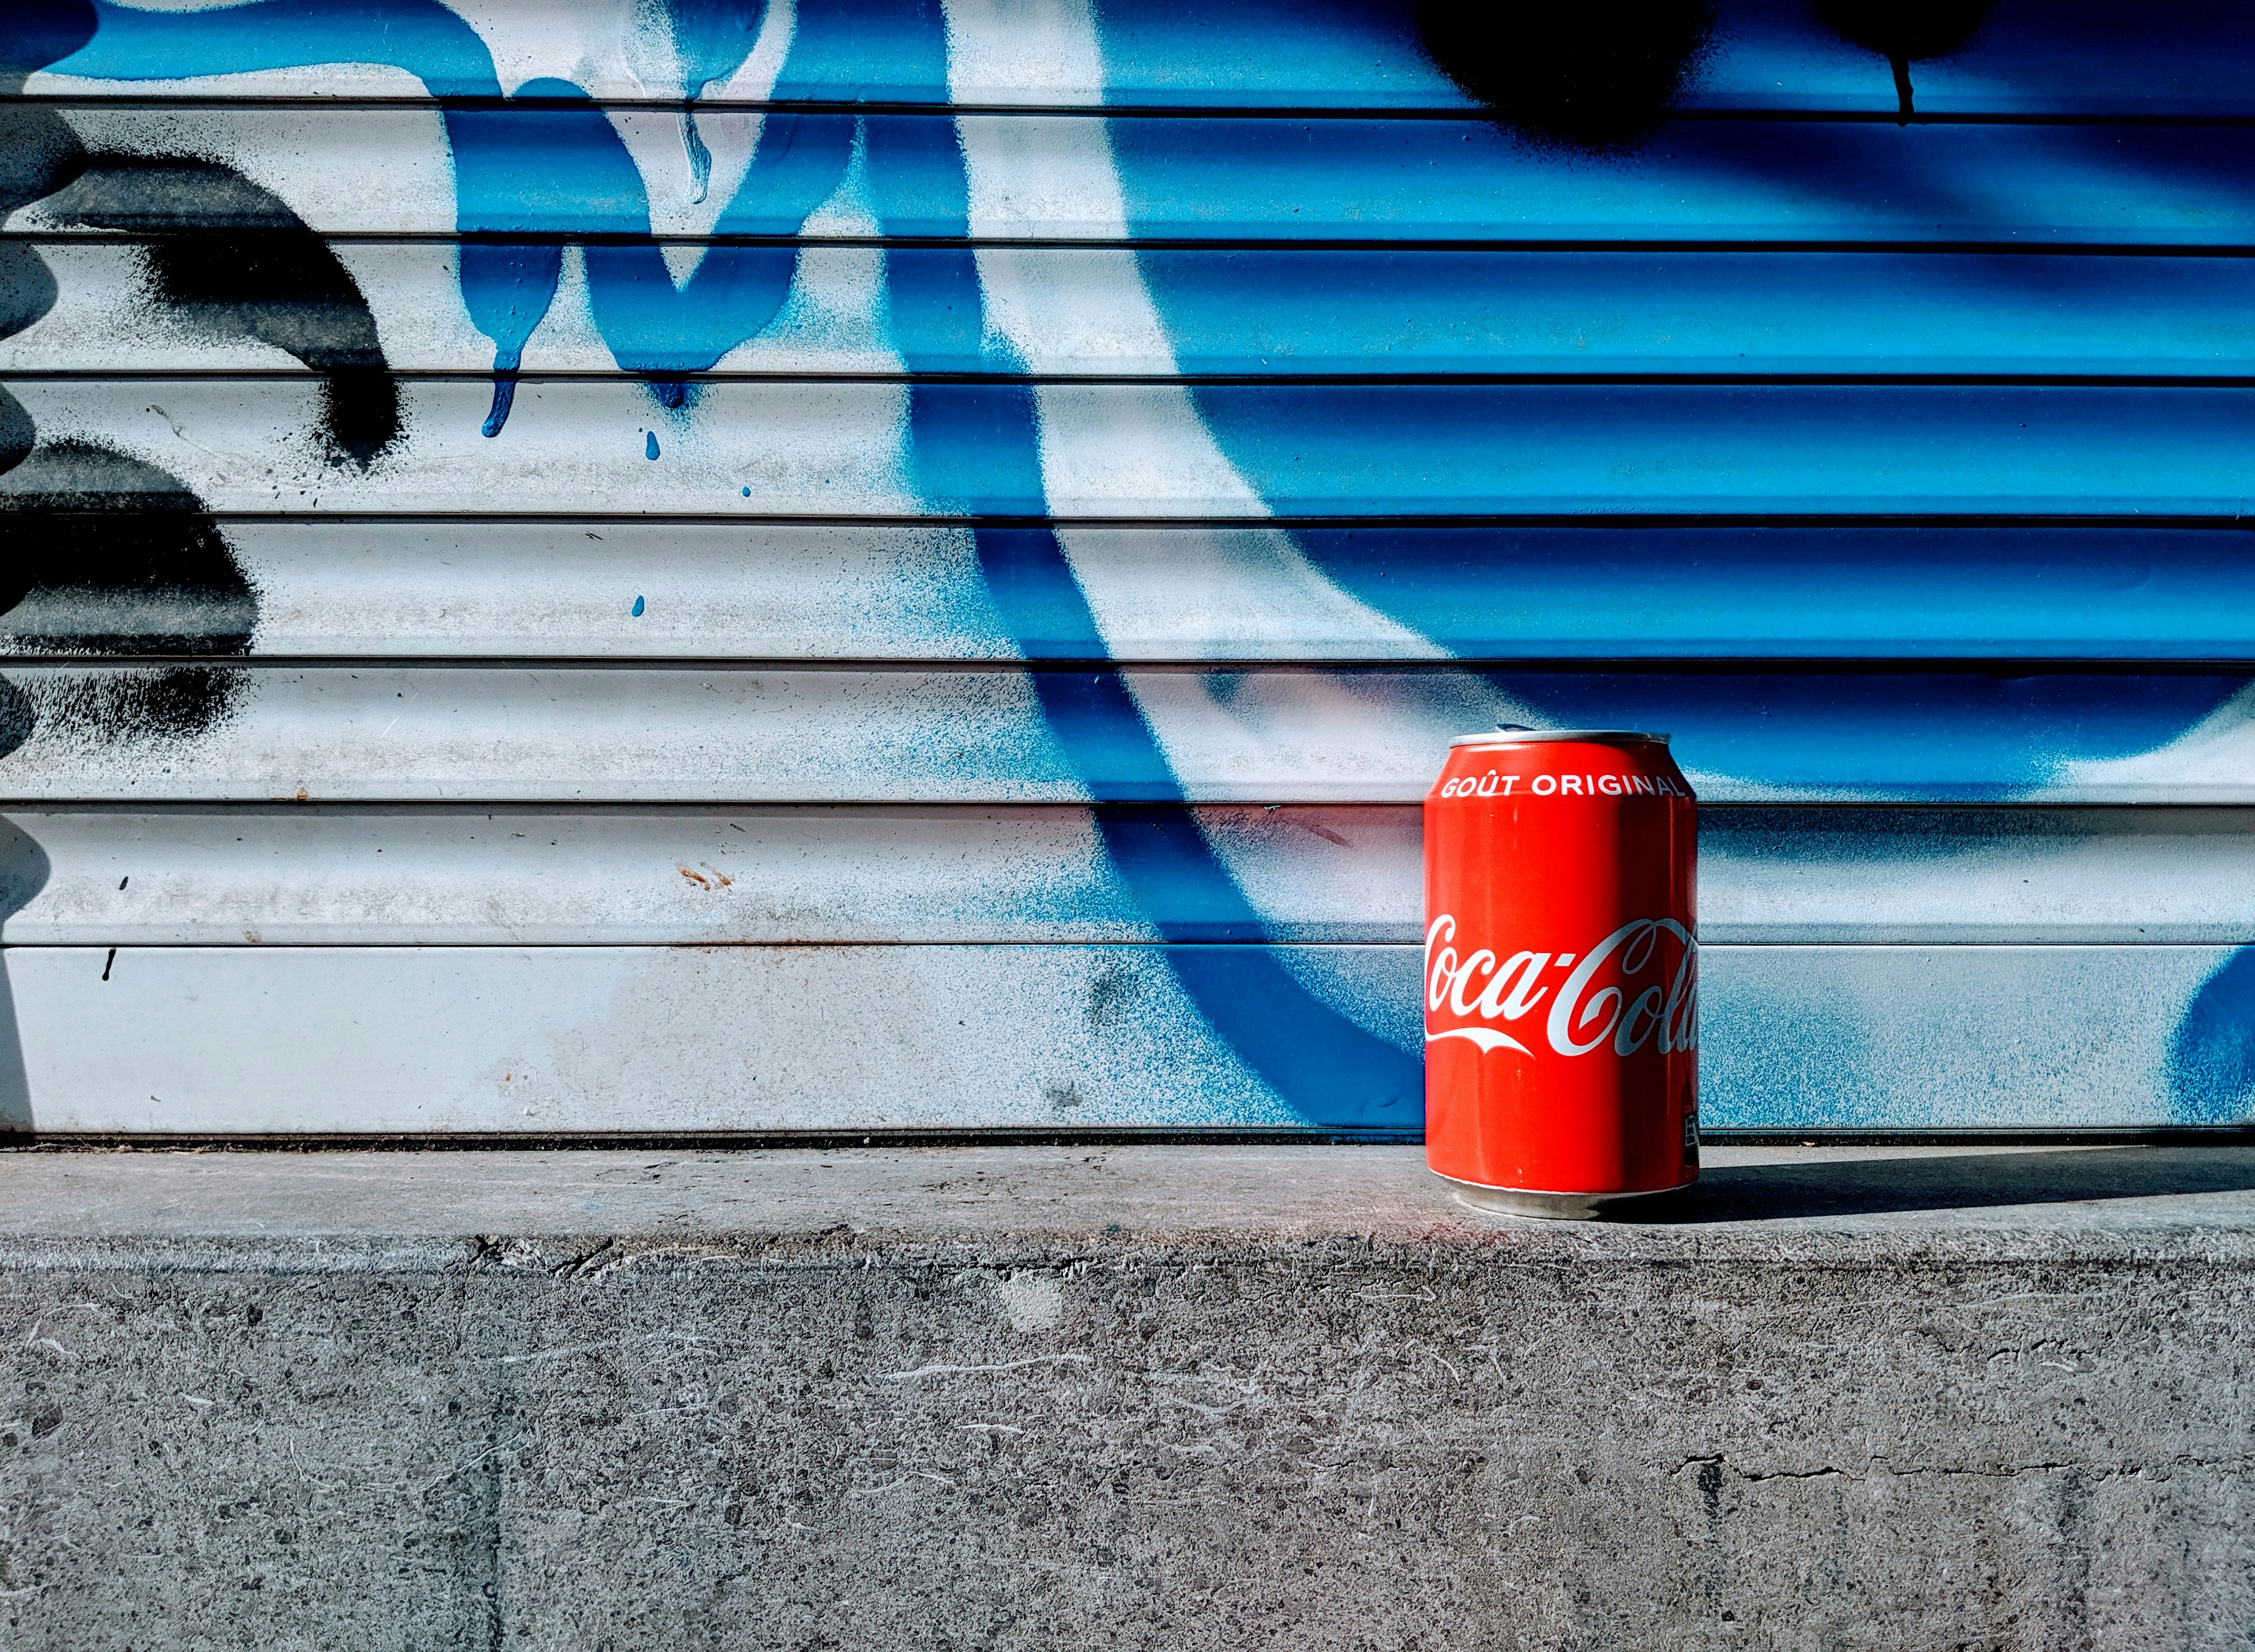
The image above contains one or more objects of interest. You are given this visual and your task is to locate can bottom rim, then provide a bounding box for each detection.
[1435,1169,1697,1222]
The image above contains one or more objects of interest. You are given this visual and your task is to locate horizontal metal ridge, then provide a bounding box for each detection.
[0,1127,2248,1149]
[22,369,2255,389]
[0,942,2244,1130]
[16,94,2255,127]
[3,658,2255,676]
[9,510,2254,528]
[0,802,2250,947]
[20,232,2255,257]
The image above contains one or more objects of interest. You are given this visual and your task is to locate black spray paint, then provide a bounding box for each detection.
[1,6,263,754]
[1414,0,1718,151]
[0,442,255,752]
[42,155,402,468]
[0,0,92,477]
[0,444,256,658]
[1809,1,1996,120]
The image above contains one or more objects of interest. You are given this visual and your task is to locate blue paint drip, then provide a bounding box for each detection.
[459,240,561,438]
[631,595,646,617]
[644,431,661,460]
[663,0,771,93]
[479,376,516,439]
[47,12,848,412]
[741,486,751,497]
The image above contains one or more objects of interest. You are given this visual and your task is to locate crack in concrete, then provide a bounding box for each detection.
[1672,1451,2255,1496]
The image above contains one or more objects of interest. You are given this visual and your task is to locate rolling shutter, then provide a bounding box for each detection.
[2,0,2252,1134]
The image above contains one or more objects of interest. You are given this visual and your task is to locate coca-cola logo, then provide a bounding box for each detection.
[1424,914,1697,1058]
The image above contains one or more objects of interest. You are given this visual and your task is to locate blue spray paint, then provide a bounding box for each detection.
[463,240,559,437]
[49,0,2254,1128]
[644,430,661,459]
[2168,949,2255,1124]
[42,1,1423,1128]
[631,595,646,616]
[819,0,1412,1124]
[1,0,98,75]
[51,0,499,93]
[968,527,1422,1125]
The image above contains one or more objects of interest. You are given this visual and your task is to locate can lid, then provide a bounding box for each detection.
[1450,727,1670,749]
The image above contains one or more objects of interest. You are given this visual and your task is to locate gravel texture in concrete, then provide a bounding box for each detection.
[0,1143,2250,1650]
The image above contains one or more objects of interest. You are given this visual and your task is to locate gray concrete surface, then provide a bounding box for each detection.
[0,1142,2250,1650]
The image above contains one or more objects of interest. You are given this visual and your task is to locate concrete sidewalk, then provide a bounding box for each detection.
[1,1144,2249,1649]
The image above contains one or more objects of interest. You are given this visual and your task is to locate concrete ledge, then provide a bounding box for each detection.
[1,1144,2250,1649]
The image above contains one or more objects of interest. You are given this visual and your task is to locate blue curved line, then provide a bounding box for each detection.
[2167,947,2255,1125]
[968,533,1423,1129]
[50,0,501,95]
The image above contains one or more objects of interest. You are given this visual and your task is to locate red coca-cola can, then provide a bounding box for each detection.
[1423,728,1698,1218]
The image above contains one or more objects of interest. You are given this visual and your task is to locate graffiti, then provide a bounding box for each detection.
[41,157,399,467]
[623,0,772,202]
[0,443,254,655]
[5,0,1431,1127]
[0,1,259,760]
[1413,0,1717,149]
[0,0,2249,1128]
[1809,1,1996,120]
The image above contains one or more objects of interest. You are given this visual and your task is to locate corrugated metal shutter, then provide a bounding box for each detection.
[2,0,2252,1135]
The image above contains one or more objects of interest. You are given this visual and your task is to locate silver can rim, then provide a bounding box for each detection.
[1449,728,1670,749]
[1435,1170,1696,1221]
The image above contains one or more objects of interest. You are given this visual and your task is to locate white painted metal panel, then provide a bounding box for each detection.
[0,663,1505,804]
[0,806,1407,945]
[10,4,2250,1137]
[14,518,1387,665]
[16,522,2255,667]
[2,377,931,518]
[8,665,2255,807]
[0,664,1083,803]
[0,943,2240,1134]
[8,807,2255,948]
[16,376,2255,520]
[183,521,1018,664]
[0,944,1330,1134]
